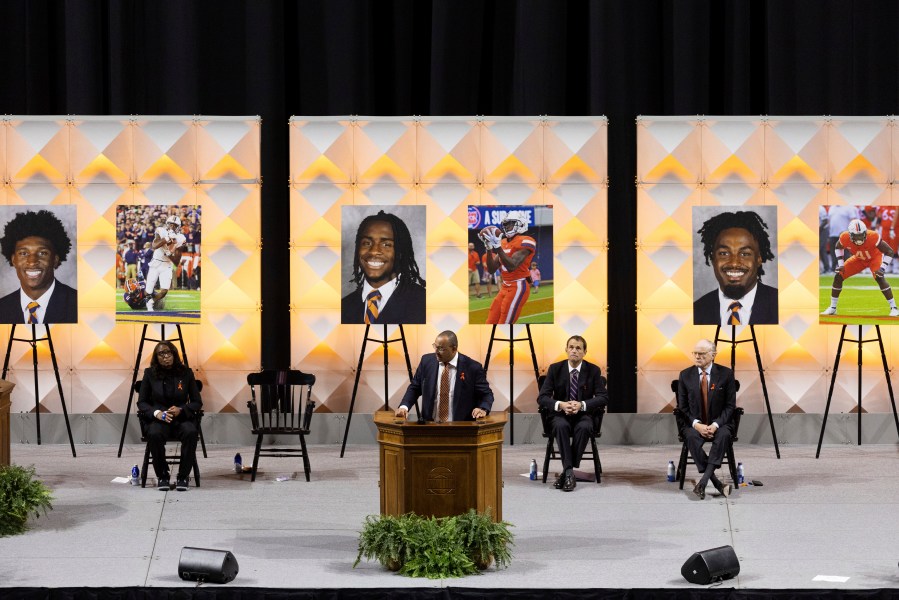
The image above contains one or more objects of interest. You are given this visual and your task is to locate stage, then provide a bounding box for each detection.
[1,441,898,594]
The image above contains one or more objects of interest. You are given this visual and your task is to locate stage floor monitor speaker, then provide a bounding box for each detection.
[179,547,239,584]
[681,545,740,584]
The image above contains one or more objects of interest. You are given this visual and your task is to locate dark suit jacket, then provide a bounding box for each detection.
[341,282,426,324]
[693,282,778,325]
[676,363,736,432]
[137,367,202,422]
[399,353,494,421]
[537,360,608,414]
[0,280,78,324]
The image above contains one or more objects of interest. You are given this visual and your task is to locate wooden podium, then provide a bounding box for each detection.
[374,411,506,521]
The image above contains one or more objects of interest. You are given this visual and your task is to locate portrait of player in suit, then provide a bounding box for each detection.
[468,205,554,325]
[0,206,78,324]
[692,207,778,326]
[340,206,426,325]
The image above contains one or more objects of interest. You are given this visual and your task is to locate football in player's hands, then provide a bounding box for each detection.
[478,225,503,249]
[156,228,171,241]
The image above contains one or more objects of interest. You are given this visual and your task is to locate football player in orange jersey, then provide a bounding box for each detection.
[479,217,536,324]
[822,219,899,316]
[876,206,899,273]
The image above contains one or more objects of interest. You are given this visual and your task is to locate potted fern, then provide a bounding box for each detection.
[353,513,410,571]
[455,508,514,570]
[354,510,514,576]
[0,464,53,537]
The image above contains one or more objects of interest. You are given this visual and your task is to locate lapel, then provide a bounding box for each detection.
[452,355,464,403]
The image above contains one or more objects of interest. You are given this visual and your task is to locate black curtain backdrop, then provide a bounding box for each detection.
[2,0,898,412]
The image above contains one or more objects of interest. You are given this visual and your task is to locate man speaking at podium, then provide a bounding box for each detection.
[395,330,494,422]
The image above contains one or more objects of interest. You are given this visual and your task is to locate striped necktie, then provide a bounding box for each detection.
[364,290,381,324]
[727,301,742,326]
[569,368,579,401]
[438,362,450,422]
[26,301,39,324]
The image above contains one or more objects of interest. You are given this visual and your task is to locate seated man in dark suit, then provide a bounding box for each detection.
[676,338,736,499]
[394,330,494,422]
[340,210,426,324]
[0,209,77,324]
[537,335,608,492]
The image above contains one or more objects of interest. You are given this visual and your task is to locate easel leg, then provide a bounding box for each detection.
[1,323,15,379]
[45,326,76,457]
[816,325,847,458]
[340,325,370,458]
[382,324,389,411]
[31,325,40,445]
[508,324,514,446]
[118,323,149,457]
[398,325,418,417]
[525,324,539,383]
[875,325,899,441]
[750,325,780,459]
[856,324,863,445]
[484,325,497,371]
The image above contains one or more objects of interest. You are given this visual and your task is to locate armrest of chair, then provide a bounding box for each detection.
[247,399,259,430]
[536,405,552,437]
[302,399,315,431]
[731,407,744,441]
[672,407,688,442]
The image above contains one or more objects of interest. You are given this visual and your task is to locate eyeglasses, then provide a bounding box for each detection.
[692,351,710,357]
[157,350,173,357]
[432,344,453,352]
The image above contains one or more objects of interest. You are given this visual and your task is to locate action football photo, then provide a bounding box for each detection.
[115,204,201,324]
[819,204,899,324]
[468,205,554,325]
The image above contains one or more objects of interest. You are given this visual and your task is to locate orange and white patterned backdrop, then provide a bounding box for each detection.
[290,116,607,415]
[1,116,261,415]
[637,116,899,415]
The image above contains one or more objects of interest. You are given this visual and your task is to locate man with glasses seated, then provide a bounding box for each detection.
[137,341,202,491]
[676,339,736,500]
[394,330,494,422]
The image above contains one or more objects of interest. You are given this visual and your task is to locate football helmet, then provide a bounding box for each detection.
[165,215,182,230]
[124,278,142,294]
[501,217,527,238]
[848,219,867,246]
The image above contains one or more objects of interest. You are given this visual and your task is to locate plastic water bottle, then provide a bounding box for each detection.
[529,459,537,480]
[737,462,745,485]
[130,464,139,486]
[666,460,676,482]
[234,453,242,474]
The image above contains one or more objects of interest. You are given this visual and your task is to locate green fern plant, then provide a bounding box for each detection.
[455,508,514,570]
[399,515,476,579]
[353,510,513,577]
[0,464,53,537]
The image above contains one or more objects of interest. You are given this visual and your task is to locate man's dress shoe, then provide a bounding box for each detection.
[692,481,705,500]
[553,473,564,489]
[714,481,732,498]
[562,473,576,492]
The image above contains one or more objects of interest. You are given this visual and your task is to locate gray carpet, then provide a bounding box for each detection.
[1,441,898,589]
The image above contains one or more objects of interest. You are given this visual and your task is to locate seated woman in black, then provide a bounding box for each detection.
[137,341,202,491]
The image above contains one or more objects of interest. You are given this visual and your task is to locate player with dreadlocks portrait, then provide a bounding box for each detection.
[693,210,779,326]
[340,210,427,324]
[0,208,77,324]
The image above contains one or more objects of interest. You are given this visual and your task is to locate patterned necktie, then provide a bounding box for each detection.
[26,301,39,324]
[438,362,450,422]
[364,290,381,324]
[569,368,579,401]
[727,301,742,325]
[700,370,709,424]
